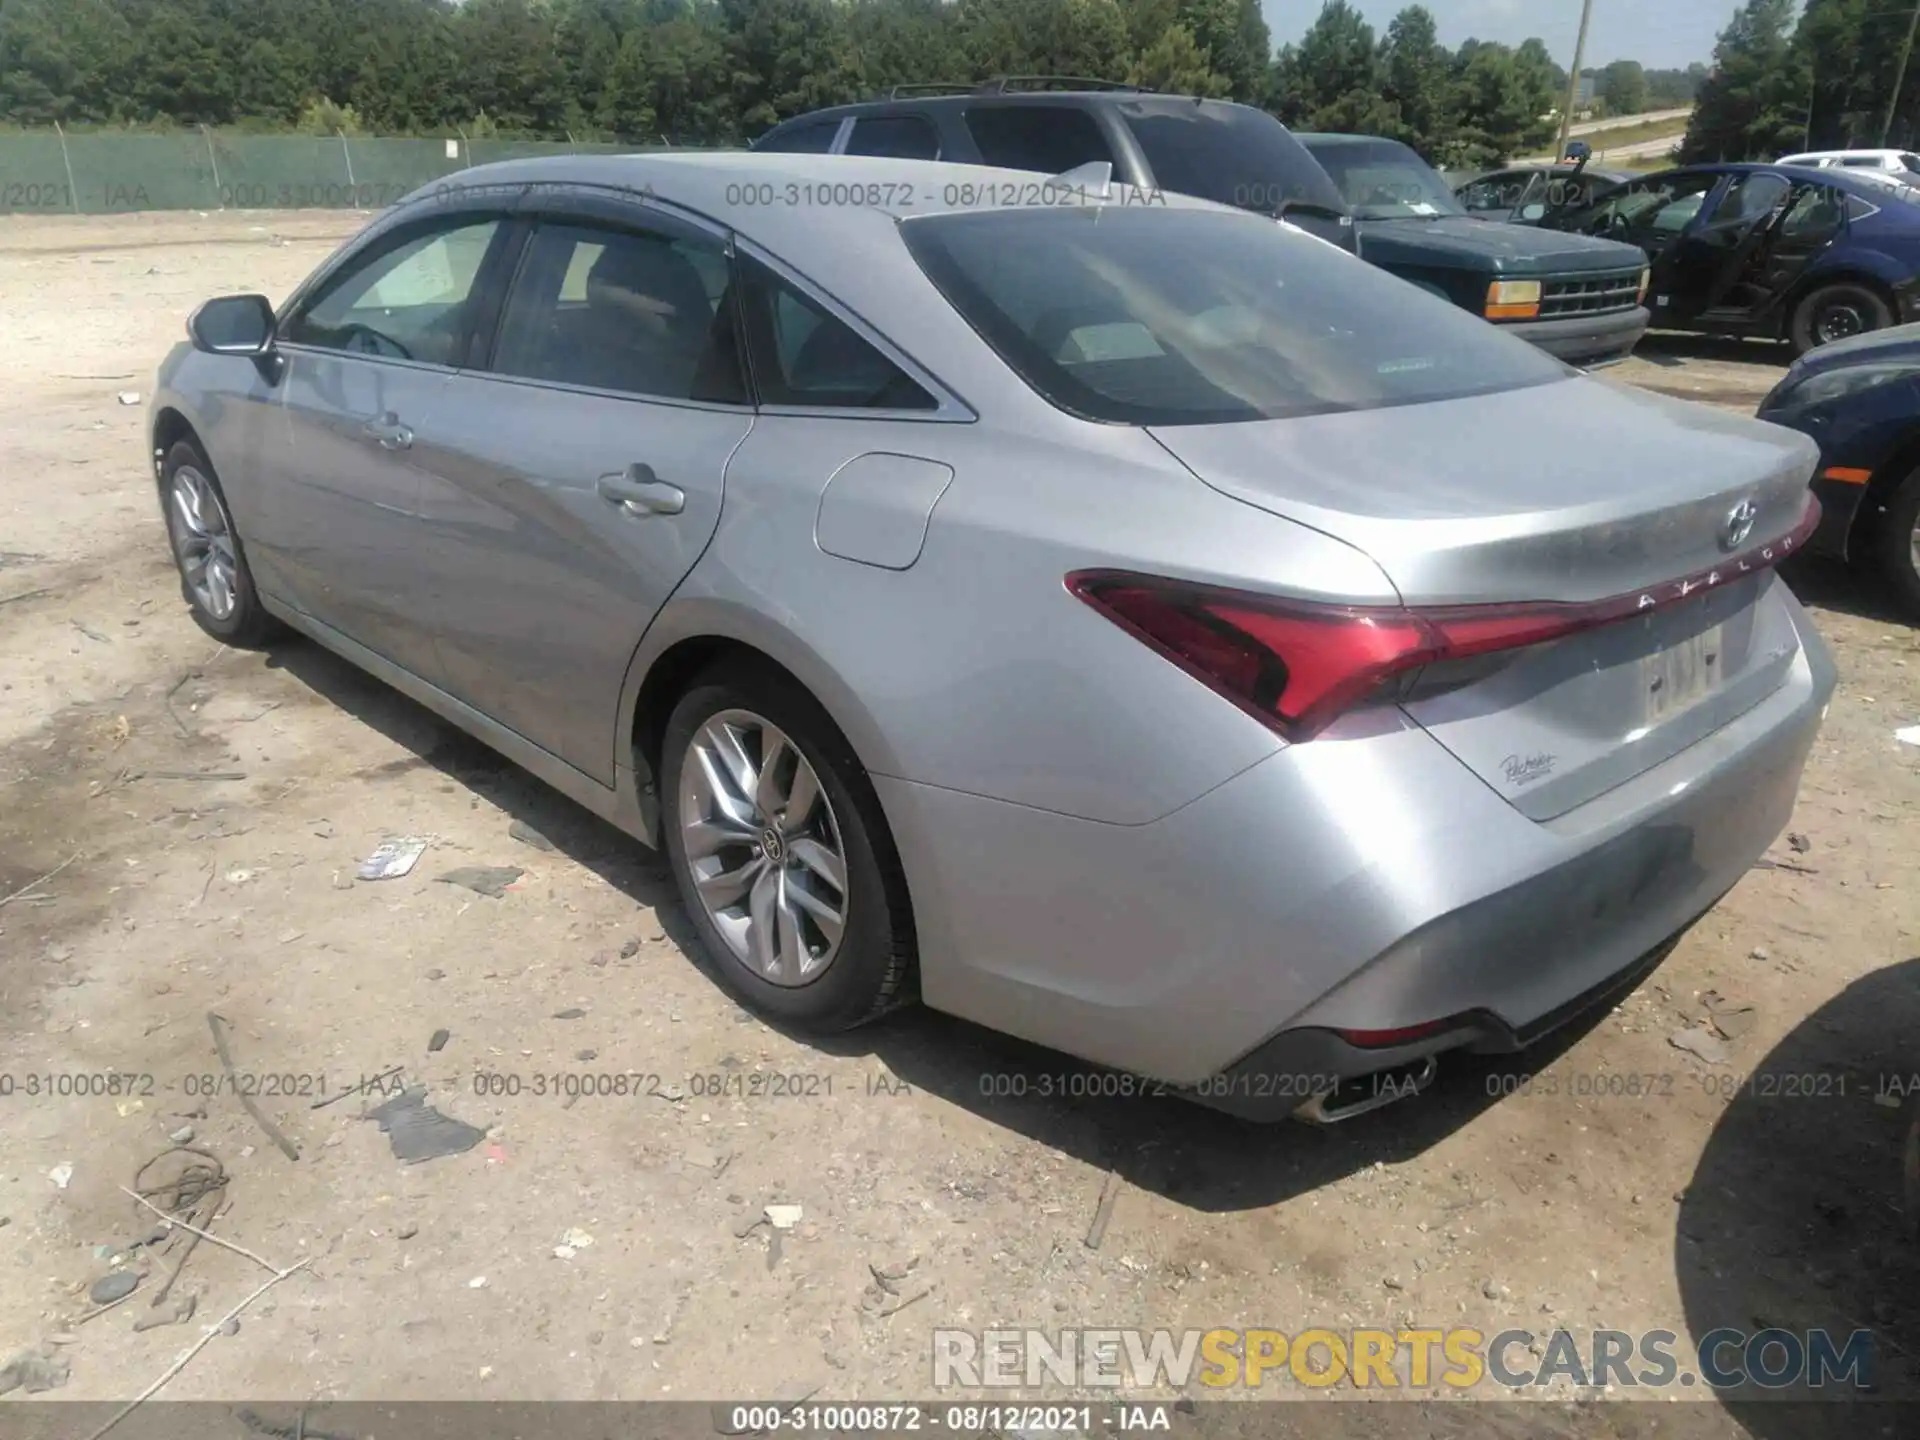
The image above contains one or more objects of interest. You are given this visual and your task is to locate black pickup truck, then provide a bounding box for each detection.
[1299,132,1653,367]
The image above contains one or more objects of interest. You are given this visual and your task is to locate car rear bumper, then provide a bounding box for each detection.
[877,587,1834,1107]
[1503,305,1650,367]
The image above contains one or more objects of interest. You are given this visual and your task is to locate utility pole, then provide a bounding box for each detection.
[1882,0,1920,147]
[1557,0,1597,160]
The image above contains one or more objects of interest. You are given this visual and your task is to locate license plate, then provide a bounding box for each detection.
[1641,624,1725,724]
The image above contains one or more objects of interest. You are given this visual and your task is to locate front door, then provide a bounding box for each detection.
[1655,170,1794,323]
[412,199,754,783]
[260,212,513,680]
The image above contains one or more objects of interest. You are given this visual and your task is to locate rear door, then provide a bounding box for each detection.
[1740,180,1849,320]
[411,191,754,783]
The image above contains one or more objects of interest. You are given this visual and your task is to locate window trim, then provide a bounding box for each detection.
[731,235,976,423]
[275,205,523,375]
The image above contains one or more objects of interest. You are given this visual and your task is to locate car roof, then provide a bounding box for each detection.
[1291,132,1401,145]
[760,90,1269,125]
[1629,160,1906,200]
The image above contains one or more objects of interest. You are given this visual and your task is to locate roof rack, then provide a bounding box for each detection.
[973,75,1152,94]
[883,82,979,100]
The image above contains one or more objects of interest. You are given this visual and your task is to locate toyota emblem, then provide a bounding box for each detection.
[1720,499,1759,552]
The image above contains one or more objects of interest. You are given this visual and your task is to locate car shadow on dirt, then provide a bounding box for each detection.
[1784,553,1916,629]
[1674,956,1920,1436]
[264,628,1689,1213]
[1633,332,1794,370]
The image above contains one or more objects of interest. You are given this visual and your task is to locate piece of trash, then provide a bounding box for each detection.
[358,836,429,881]
[48,1163,73,1190]
[0,1349,70,1396]
[428,1028,450,1053]
[436,865,523,898]
[1700,990,1757,1040]
[553,1007,586,1020]
[1086,1166,1123,1250]
[1788,833,1811,854]
[1750,947,1771,961]
[1668,1026,1731,1066]
[765,1204,803,1230]
[397,1222,419,1240]
[1897,726,1920,747]
[220,1317,240,1337]
[169,1125,194,1144]
[132,1294,196,1333]
[115,1099,145,1118]
[469,1275,488,1289]
[619,938,641,959]
[560,1227,594,1250]
[1876,1091,1903,1110]
[364,1086,487,1163]
[508,819,556,852]
[117,391,141,406]
[733,1213,768,1239]
[89,1271,139,1305]
[277,928,305,945]
[224,867,255,885]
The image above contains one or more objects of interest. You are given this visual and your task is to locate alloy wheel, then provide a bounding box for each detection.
[168,465,239,621]
[677,709,849,986]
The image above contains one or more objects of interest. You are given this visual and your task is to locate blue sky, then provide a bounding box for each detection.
[1260,0,1730,72]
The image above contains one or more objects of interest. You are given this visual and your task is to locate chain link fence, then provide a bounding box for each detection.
[0,130,702,215]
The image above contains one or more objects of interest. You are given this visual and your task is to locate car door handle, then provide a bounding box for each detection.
[597,465,684,516]
[361,413,413,451]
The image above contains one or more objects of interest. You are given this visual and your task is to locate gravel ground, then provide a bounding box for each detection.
[0,211,1916,1438]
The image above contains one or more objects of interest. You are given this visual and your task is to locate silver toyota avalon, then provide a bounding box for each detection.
[150,153,1835,1122]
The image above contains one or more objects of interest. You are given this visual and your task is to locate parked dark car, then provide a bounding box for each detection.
[1536,163,1920,355]
[1294,133,1652,367]
[1456,161,1633,224]
[1758,320,1920,613]
[750,79,1359,254]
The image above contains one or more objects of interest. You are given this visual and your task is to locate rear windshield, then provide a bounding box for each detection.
[1117,101,1346,216]
[1303,137,1465,220]
[901,206,1567,426]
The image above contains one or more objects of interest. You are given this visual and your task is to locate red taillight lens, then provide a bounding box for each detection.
[1069,494,1822,743]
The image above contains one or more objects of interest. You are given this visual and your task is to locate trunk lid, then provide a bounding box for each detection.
[1149,377,1821,819]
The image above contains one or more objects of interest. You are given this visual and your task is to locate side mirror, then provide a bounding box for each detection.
[188,294,276,356]
[1519,202,1547,222]
[1274,198,1353,227]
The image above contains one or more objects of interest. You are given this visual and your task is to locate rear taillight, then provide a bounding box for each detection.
[1069,494,1821,743]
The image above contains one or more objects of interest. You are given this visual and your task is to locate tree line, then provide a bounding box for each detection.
[1684,0,1920,162]
[0,0,1686,166]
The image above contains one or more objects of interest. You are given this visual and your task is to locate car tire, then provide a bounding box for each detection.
[159,438,280,647]
[1877,466,1920,619]
[1790,281,1893,356]
[660,658,916,1032]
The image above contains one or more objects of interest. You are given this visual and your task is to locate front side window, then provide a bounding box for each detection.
[902,206,1566,427]
[489,220,745,403]
[283,217,501,364]
[735,254,936,411]
[845,115,940,160]
[963,105,1115,175]
[1300,138,1462,221]
[1555,172,1718,238]
[1459,172,1525,213]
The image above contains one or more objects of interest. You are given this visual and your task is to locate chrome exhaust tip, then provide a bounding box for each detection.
[1293,1055,1438,1126]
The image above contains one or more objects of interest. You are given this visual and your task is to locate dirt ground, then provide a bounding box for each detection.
[1,210,1918,1436]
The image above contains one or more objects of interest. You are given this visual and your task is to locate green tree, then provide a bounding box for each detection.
[1600,58,1648,116]
[1681,0,1804,161]
[1129,21,1226,95]
[1449,38,1556,166]
[1270,0,1396,133]
[1379,6,1453,156]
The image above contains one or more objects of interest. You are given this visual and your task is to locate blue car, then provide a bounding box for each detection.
[1759,321,1920,613]
[1539,163,1920,355]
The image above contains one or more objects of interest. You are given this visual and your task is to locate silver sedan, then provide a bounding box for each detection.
[150,153,1835,1122]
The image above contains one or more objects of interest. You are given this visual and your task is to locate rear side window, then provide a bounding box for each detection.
[1117,101,1346,215]
[488,221,746,404]
[902,206,1566,426]
[963,106,1114,175]
[757,119,843,154]
[845,115,940,160]
[736,255,936,411]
